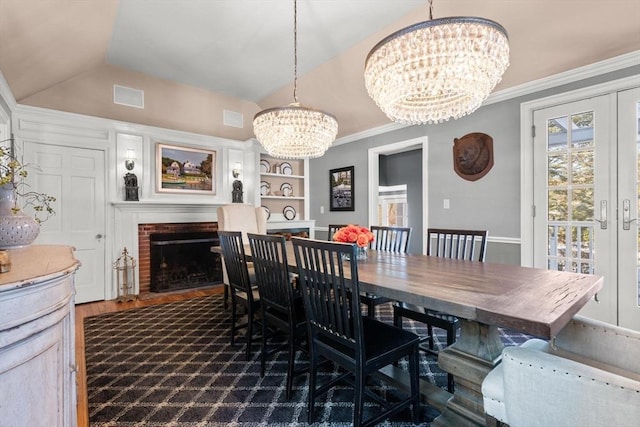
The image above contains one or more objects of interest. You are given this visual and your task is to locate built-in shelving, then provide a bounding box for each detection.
[257,153,314,237]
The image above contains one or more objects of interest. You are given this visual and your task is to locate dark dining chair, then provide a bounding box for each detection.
[393,228,488,392]
[327,224,349,241]
[218,230,261,361]
[247,233,307,399]
[359,225,412,318]
[292,237,420,426]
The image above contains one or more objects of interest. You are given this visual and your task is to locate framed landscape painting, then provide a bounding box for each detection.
[156,143,216,194]
[330,166,354,211]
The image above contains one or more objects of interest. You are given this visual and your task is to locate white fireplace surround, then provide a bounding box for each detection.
[112,201,221,297]
[112,201,315,298]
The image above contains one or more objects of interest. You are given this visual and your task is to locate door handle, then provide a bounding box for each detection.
[96,233,104,240]
[623,199,637,231]
[593,200,607,230]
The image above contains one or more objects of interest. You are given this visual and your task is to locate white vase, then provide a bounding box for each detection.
[0,184,40,249]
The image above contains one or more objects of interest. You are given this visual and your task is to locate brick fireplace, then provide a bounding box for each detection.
[137,222,220,294]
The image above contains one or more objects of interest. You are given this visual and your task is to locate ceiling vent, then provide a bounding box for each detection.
[113,85,144,109]
[223,109,243,128]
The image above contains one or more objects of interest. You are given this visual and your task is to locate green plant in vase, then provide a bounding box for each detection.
[0,142,56,249]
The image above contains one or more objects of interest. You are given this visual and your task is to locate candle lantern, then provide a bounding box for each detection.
[113,247,137,302]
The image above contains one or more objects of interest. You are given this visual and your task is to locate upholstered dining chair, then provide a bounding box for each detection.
[247,233,307,399]
[359,225,412,318]
[393,228,488,392]
[218,230,261,361]
[482,315,640,427]
[216,204,268,307]
[292,237,421,427]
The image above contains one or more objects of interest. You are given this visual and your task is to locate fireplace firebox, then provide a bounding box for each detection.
[150,231,222,292]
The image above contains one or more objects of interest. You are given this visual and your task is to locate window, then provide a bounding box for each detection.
[378,185,408,227]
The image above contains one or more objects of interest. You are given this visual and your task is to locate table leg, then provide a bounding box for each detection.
[432,320,503,427]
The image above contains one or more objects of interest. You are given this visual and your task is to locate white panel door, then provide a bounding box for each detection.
[532,88,640,330]
[23,142,106,304]
[618,87,640,330]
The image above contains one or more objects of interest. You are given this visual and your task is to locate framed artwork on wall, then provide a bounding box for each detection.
[156,143,216,194]
[330,165,354,211]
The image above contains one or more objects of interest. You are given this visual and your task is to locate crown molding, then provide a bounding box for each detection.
[334,50,640,146]
[487,50,640,105]
[0,70,17,113]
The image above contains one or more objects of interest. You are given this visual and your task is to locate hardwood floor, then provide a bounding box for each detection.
[75,286,224,427]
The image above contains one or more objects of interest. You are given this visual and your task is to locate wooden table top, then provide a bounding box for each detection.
[219,241,603,339]
[351,250,602,339]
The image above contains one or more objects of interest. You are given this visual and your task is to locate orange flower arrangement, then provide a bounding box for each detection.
[332,224,375,248]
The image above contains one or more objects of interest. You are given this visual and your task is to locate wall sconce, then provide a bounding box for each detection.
[232,162,242,178]
[124,148,136,170]
[232,162,243,203]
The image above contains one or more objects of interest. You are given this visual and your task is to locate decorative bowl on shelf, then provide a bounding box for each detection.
[260,181,270,196]
[260,159,270,174]
[280,182,293,197]
[283,205,296,220]
[280,162,293,175]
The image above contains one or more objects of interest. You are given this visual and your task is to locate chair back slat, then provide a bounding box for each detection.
[427,228,488,262]
[292,238,361,351]
[370,226,412,253]
[247,233,294,316]
[218,230,254,297]
[327,224,350,241]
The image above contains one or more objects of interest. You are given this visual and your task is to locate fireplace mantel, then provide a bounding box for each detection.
[111,201,222,210]
[111,201,220,298]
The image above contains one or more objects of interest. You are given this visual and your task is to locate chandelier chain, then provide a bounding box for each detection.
[293,0,298,103]
[428,0,433,20]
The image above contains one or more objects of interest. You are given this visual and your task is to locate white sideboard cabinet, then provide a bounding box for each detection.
[0,245,80,427]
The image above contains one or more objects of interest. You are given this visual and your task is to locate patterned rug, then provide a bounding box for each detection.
[84,294,530,426]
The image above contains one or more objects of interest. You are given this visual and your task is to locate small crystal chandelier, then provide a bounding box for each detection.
[253,0,338,159]
[364,0,509,125]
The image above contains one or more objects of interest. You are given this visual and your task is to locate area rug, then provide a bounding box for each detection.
[84,294,530,426]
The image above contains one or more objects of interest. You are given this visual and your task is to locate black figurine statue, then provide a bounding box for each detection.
[124,172,139,201]
[232,179,243,203]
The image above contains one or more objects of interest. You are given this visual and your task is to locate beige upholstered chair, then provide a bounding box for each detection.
[482,315,640,427]
[217,204,268,243]
[217,204,268,306]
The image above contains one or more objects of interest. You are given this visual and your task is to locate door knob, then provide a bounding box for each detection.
[96,234,104,240]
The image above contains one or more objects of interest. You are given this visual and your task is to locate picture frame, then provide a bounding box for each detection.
[330,166,354,211]
[156,143,216,194]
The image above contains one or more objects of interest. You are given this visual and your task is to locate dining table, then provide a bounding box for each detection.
[222,241,604,427]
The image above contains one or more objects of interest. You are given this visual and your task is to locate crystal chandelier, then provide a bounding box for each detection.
[364,0,509,124]
[253,0,338,159]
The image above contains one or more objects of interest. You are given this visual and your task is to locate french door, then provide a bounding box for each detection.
[530,86,639,330]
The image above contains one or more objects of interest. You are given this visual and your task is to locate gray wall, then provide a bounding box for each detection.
[309,65,640,265]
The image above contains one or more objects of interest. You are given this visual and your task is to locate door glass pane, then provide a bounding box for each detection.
[572,151,594,184]
[548,154,568,185]
[571,188,593,221]
[571,112,594,148]
[548,189,567,221]
[548,116,567,151]
[546,111,596,272]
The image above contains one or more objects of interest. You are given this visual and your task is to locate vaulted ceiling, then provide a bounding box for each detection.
[1,0,639,141]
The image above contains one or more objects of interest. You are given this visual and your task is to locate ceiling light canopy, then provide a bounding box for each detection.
[253,0,338,159]
[364,1,509,125]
